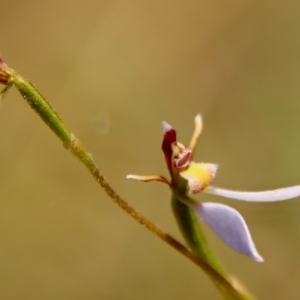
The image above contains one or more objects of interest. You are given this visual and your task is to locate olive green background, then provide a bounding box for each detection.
[1,1,300,299]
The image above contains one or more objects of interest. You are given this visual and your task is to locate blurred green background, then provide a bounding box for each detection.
[1,1,300,299]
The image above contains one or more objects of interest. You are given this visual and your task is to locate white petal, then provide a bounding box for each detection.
[162,121,173,134]
[206,185,300,202]
[192,202,264,262]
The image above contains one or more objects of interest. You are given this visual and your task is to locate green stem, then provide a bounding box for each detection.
[9,71,71,145]
[172,173,226,271]
[171,171,252,299]
[2,66,255,300]
[172,194,225,275]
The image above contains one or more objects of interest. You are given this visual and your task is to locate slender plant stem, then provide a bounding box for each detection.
[171,174,249,300]
[0,62,255,300]
[172,196,225,270]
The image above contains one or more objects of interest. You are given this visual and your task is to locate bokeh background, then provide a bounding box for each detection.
[1,1,300,299]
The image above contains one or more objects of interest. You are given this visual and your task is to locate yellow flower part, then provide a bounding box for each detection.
[180,162,218,194]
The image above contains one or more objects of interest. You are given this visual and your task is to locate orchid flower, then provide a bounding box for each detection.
[127,114,300,263]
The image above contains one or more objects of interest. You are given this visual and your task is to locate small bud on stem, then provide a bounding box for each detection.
[0,57,11,85]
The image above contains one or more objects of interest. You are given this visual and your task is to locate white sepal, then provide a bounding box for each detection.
[192,202,264,262]
[206,185,300,202]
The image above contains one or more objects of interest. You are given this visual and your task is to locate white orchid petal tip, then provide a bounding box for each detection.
[206,185,300,202]
[252,253,264,263]
[162,121,173,134]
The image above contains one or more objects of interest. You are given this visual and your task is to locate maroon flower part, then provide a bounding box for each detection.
[0,57,10,85]
[162,121,192,175]
[161,121,177,177]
